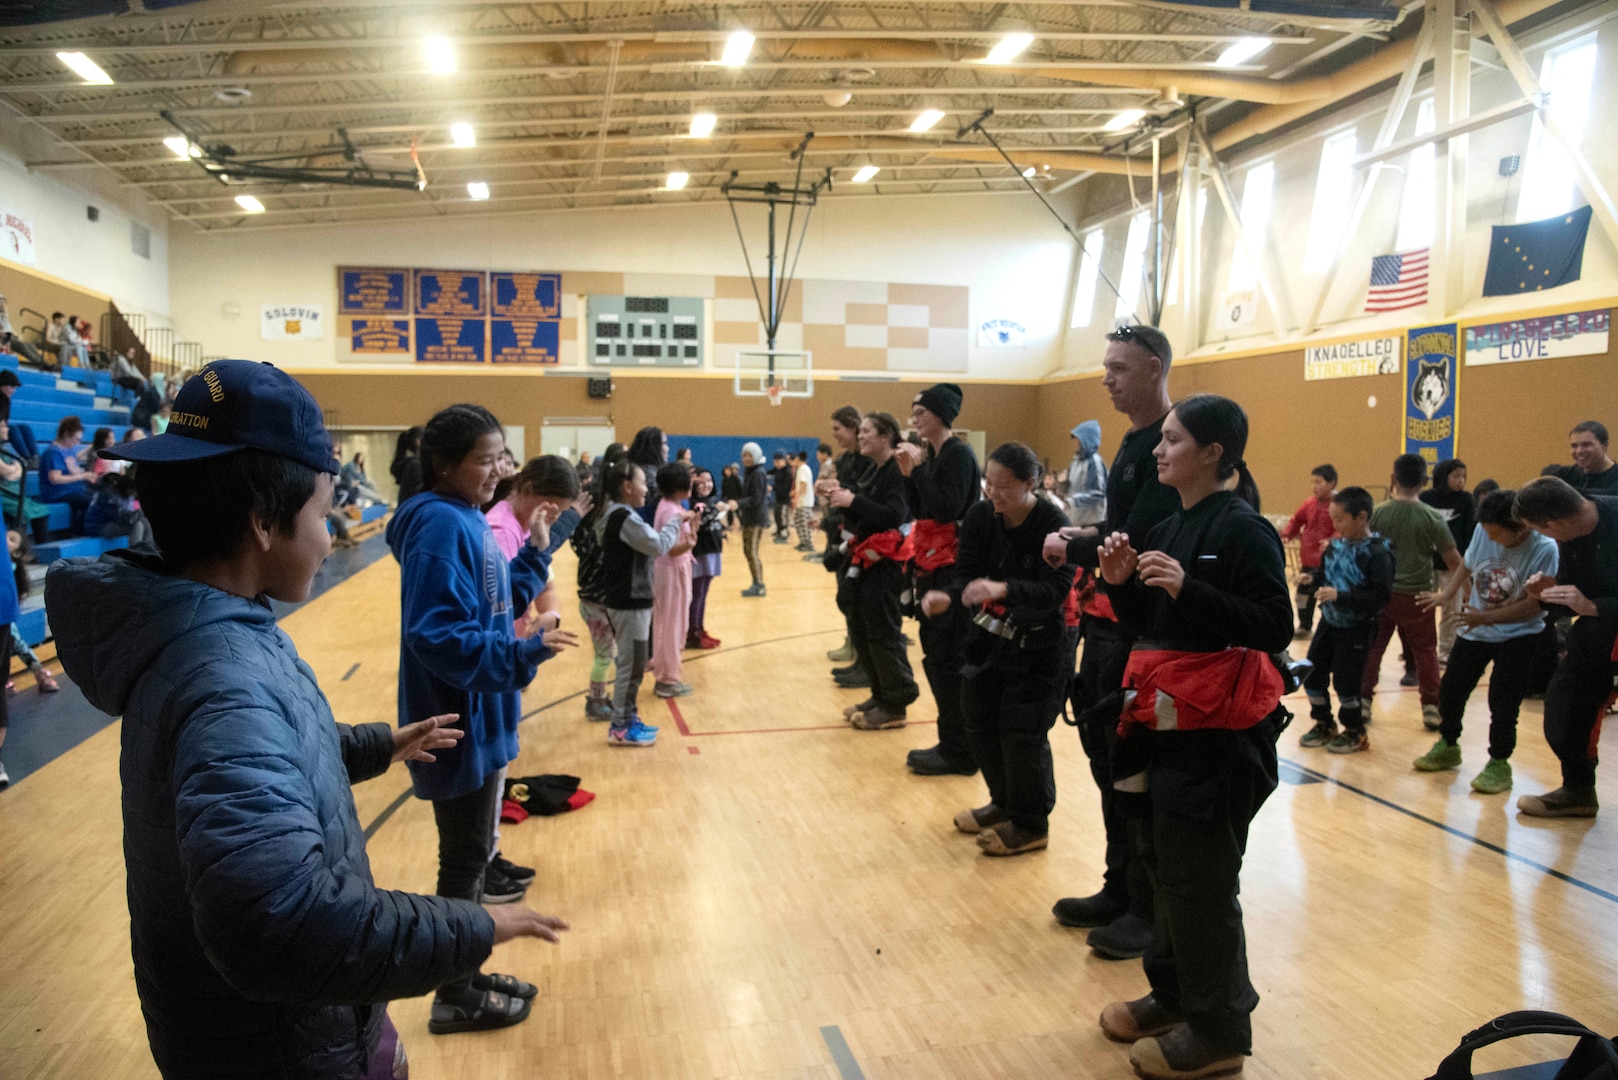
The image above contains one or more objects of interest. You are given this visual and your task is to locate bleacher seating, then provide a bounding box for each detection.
[0,352,134,647]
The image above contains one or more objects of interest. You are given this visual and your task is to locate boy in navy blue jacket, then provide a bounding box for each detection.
[1299,486,1395,754]
[47,362,568,1080]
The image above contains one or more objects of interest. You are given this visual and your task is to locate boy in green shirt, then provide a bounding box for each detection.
[1360,454,1461,728]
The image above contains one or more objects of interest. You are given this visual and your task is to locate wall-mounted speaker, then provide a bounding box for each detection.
[587,378,613,399]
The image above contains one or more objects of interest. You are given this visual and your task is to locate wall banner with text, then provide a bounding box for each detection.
[1304,335,1402,381]
[415,317,486,363]
[350,318,410,354]
[262,304,324,340]
[1464,308,1610,366]
[1405,322,1458,464]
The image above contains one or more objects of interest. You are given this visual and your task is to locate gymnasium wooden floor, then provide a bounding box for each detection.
[1,536,1614,1079]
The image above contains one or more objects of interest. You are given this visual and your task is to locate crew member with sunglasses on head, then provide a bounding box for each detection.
[1044,324,1184,962]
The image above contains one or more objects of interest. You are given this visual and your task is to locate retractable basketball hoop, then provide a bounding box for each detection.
[723,133,828,403]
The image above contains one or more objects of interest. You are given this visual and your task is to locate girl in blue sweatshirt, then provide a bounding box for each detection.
[385,403,580,1035]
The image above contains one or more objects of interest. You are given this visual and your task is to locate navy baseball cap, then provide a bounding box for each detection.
[102,360,337,474]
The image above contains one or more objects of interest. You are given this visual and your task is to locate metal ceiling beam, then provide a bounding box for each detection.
[0,30,1317,57]
[0,58,1265,93]
[11,84,1161,125]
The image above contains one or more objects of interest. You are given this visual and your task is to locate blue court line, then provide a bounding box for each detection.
[1281,756,1618,906]
[341,663,361,681]
[820,1026,868,1080]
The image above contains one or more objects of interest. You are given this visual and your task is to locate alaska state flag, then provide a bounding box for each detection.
[1483,204,1592,296]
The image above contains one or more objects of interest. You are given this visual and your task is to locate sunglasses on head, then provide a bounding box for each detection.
[1105,324,1167,362]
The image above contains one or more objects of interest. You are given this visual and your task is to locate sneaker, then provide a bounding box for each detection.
[1400,670,1419,687]
[906,746,977,776]
[795,543,816,553]
[697,633,721,649]
[1298,720,1337,748]
[831,662,860,677]
[953,803,1008,834]
[1421,704,1442,731]
[653,681,694,698]
[1516,786,1598,818]
[834,668,873,690]
[1470,758,1514,794]
[1100,994,1182,1043]
[1129,1023,1246,1080]
[0,759,9,791]
[685,632,704,650]
[1327,729,1369,754]
[480,864,526,904]
[491,852,535,887]
[976,821,1048,857]
[802,551,824,562]
[1413,738,1462,772]
[33,668,59,693]
[585,696,614,721]
[608,719,659,747]
[827,639,856,662]
[741,584,766,598]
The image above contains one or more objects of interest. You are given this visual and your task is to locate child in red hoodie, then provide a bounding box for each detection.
[1282,464,1338,637]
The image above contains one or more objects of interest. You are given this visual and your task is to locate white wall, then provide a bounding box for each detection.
[168,189,1075,380]
[0,118,171,319]
[1059,2,1618,370]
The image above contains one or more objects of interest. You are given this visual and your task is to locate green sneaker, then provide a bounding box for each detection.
[1299,720,1338,748]
[1470,757,1514,794]
[1413,738,1462,772]
[1327,728,1370,754]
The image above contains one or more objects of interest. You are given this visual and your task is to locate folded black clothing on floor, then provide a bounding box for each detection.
[504,774,583,816]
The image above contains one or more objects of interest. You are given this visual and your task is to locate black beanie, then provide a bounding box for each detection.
[915,383,963,425]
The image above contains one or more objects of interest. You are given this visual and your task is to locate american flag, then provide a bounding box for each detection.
[1365,248,1429,313]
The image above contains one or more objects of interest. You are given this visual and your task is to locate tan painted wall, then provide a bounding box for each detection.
[1034,334,1618,512]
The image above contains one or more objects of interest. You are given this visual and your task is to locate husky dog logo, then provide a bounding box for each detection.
[1411,358,1449,420]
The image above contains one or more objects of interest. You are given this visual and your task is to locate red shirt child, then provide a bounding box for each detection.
[1282,467,1338,570]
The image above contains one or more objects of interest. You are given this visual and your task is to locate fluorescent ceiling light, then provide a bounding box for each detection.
[720,31,754,67]
[1104,109,1146,131]
[56,52,113,85]
[423,36,456,74]
[1216,37,1271,67]
[234,195,265,213]
[163,136,191,159]
[450,122,476,147]
[666,171,690,190]
[852,165,880,183]
[467,181,490,200]
[909,109,945,133]
[689,112,718,138]
[1022,166,1037,178]
[985,33,1035,64]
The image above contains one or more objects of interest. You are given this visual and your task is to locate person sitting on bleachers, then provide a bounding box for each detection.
[0,420,49,544]
[0,297,48,370]
[39,416,93,532]
[109,348,147,398]
[84,471,152,548]
[130,380,164,433]
[340,450,389,508]
[89,428,120,477]
[56,314,88,369]
[44,313,66,368]
[0,371,39,467]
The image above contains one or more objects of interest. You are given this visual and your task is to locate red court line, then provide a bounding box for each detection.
[663,697,935,738]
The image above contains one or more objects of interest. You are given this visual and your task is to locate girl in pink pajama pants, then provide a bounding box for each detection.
[651,470,697,697]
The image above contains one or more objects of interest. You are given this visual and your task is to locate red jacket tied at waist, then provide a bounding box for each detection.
[1119,648,1283,735]
[911,519,958,573]
[850,528,915,569]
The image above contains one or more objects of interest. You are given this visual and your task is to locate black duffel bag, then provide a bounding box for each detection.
[1427,1012,1618,1080]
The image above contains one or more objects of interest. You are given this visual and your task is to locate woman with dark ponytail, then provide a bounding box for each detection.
[1093,393,1292,1079]
[922,443,1072,856]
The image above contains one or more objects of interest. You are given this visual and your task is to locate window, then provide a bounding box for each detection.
[1164,186,1206,306]
[1069,228,1105,328]
[1303,131,1359,270]
[1517,36,1598,222]
[1225,161,1275,292]
[1115,210,1151,318]
[1395,99,1436,251]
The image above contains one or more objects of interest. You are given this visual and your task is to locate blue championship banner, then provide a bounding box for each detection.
[491,318,560,364]
[415,269,486,316]
[415,317,486,363]
[351,318,410,354]
[1405,322,1458,464]
[491,272,562,318]
[339,268,409,315]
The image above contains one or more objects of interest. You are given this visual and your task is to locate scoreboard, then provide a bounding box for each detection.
[588,295,703,367]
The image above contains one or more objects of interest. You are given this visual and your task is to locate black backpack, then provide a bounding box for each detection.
[1427,1012,1618,1080]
